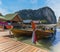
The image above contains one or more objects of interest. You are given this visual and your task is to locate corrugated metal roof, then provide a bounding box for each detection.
[33,20,40,23]
[23,20,32,23]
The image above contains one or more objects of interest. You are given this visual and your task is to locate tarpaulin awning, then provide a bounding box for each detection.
[0,22,8,25]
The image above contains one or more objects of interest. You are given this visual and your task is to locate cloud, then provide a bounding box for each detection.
[30,0,38,4]
[46,0,60,21]
[0,8,9,15]
[18,0,38,4]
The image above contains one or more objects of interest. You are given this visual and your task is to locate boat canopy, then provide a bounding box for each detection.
[23,20,40,24]
[39,24,56,27]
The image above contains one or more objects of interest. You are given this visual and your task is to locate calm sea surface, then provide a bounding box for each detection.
[17,28,60,52]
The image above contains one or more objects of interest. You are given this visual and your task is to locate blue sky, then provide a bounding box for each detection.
[0,0,60,21]
[0,0,46,13]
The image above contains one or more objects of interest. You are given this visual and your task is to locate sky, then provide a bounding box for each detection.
[0,0,60,21]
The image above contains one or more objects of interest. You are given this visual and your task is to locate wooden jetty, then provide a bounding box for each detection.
[0,37,48,52]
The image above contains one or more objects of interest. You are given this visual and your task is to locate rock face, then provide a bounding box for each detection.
[58,17,60,24]
[16,7,57,24]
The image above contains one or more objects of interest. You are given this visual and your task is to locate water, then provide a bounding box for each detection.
[51,29,60,52]
[37,28,60,52]
[17,28,60,52]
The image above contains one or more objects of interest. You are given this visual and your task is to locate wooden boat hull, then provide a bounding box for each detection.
[11,29,53,39]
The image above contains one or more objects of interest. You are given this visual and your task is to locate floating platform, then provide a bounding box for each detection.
[0,37,48,52]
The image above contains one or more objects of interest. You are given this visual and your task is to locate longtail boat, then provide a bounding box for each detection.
[11,28,55,39]
[11,20,56,39]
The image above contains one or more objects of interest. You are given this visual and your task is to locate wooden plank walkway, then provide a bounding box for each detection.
[0,37,48,52]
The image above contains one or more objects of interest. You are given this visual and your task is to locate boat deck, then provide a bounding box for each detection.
[0,37,48,52]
